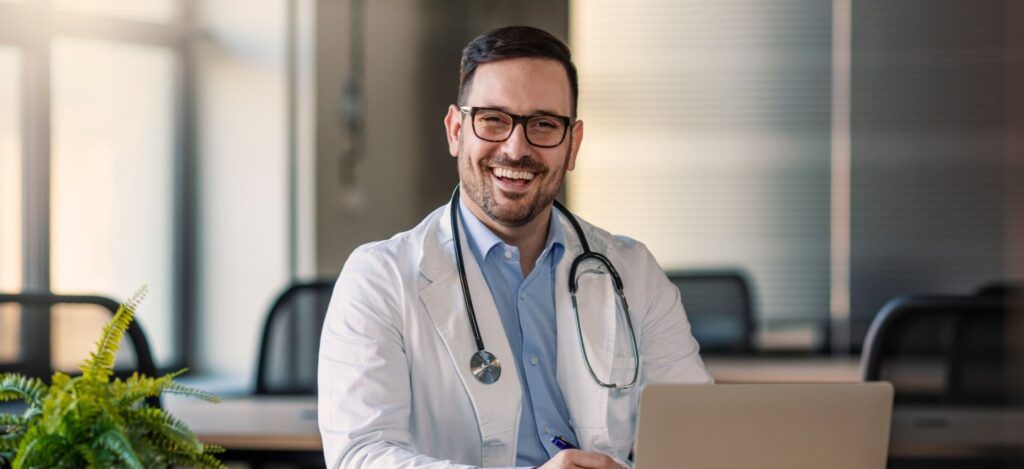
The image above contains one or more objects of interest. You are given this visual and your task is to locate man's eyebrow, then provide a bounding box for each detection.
[531,109,567,117]
[476,104,512,113]
[476,104,568,117]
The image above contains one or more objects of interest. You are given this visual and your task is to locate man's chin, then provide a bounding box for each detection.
[492,185,529,201]
[485,206,534,227]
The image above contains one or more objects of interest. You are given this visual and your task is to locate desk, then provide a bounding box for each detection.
[11,391,1024,464]
[165,395,321,451]
[704,356,861,383]
[890,406,1024,458]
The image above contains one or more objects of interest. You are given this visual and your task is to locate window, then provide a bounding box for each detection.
[50,37,176,367]
[570,0,833,349]
[0,1,188,371]
[0,46,22,362]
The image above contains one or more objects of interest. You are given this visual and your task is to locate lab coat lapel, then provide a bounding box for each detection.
[418,205,521,464]
[555,214,617,441]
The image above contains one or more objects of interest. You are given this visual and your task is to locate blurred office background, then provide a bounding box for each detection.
[0,0,1021,467]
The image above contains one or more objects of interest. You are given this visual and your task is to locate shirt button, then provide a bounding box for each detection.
[544,425,551,435]
[519,292,526,301]
[530,356,539,366]
[504,249,512,259]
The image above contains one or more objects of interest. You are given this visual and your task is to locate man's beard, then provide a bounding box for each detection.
[459,146,570,228]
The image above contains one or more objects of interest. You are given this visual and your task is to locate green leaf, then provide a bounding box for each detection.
[81,286,147,383]
[0,413,27,428]
[0,429,24,452]
[74,443,103,468]
[202,443,226,454]
[94,428,144,469]
[114,369,188,406]
[162,381,221,403]
[0,374,47,407]
[124,407,202,453]
[12,430,70,468]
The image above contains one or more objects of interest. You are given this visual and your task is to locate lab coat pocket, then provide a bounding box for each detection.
[606,355,640,445]
[609,353,638,388]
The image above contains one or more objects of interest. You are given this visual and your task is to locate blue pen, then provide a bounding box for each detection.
[551,435,577,451]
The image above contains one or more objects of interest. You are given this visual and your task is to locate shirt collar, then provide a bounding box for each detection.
[457,197,565,273]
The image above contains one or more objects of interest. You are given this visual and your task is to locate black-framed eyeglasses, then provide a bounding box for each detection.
[459,106,574,148]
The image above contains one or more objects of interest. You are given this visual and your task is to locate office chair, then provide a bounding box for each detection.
[665,269,757,354]
[254,279,336,395]
[976,280,1023,298]
[0,291,159,407]
[860,295,1013,406]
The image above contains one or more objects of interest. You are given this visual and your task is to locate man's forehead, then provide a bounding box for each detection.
[465,57,572,116]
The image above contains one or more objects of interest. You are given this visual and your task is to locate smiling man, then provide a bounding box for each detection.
[318,26,712,469]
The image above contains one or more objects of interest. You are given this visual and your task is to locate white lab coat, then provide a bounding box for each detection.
[318,203,712,468]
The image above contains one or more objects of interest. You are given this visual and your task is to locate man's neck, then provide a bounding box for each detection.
[463,199,552,277]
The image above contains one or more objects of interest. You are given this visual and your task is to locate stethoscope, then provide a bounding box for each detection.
[449,185,640,390]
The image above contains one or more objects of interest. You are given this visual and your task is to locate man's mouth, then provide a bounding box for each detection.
[491,167,536,182]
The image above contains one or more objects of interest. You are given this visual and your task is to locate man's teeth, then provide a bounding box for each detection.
[492,167,535,181]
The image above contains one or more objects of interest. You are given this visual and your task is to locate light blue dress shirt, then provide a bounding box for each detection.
[458,199,579,467]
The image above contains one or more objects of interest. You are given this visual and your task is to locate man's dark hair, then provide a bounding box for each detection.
[458,26,579,116]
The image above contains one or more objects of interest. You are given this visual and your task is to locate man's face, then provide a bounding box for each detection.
[444,57,584,228]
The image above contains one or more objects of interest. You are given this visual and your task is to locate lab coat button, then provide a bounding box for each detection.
[530,356,539,366]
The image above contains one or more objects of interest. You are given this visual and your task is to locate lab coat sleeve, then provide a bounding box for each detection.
[318,246,478,469]
[633,243,714,385]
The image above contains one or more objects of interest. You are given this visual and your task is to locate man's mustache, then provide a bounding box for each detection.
[481,155,548,174]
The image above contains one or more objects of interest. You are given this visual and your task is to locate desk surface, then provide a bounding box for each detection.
[166,395,321,451]
[890,406,1024,458]
[14,383,1024,459]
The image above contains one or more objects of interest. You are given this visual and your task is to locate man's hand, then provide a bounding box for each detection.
[538,449,625,469]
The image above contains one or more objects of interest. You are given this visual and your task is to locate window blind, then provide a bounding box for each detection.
[568,0,833,332]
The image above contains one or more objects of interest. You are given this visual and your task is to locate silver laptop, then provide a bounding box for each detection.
[635,383,893,469]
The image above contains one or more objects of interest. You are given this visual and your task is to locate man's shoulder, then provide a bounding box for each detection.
[570,212,647,256]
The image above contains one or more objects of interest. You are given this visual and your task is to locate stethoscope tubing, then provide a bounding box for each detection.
[450,186,487,353]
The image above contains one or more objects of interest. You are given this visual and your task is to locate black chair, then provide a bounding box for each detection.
[665,269,756,354]
[0,291,159,407]
[862,295,1024,468]
[860,295,1014,406]
[254,279,336,395]
[976,281,1023,298]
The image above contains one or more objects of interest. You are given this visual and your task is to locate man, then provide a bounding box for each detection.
[319,26,711,468]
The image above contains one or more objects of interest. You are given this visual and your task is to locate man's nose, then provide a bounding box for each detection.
[500,121,531,158]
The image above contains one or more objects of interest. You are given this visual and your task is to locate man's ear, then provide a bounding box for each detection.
[566,119,583,171]
[444,105,463,157]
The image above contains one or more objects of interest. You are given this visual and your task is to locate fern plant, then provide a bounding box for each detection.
[0,287,225,468]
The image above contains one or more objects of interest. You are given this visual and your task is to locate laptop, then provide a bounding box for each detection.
[634,383,894,469]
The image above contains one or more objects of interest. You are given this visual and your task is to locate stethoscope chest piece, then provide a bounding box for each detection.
[470,350,501,384]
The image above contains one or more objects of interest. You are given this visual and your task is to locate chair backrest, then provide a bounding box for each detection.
[254,279,336,395]
[860,295,1018,406]
[665,270,756,354]
[0,291,159,405]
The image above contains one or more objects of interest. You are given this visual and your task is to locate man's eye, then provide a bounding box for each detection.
[479,115,510,125]
[531,119,560,130]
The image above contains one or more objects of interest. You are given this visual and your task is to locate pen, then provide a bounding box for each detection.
[551,435,577,451]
